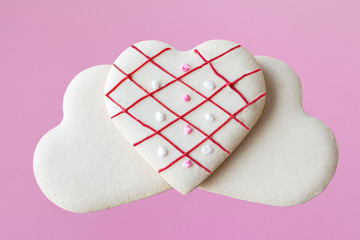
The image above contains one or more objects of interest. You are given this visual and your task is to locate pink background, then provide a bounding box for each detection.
[1,0,359,239]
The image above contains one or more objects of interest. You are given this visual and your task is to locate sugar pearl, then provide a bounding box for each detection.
[151,80,160,89]
[204,113,214,122]
[182,94,190,102]
[202,145,213,155]
[180,64,191,72]
[156,112,165,122]
[182,160,192,168]
[184,125,192,135]
[203,81,215,90]
[158,147,167,157]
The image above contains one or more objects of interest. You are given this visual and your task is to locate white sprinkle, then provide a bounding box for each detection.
[203,81,215,90]
[151,80,160,90]
[202,145,213,155]
[204,113,214,122]
[158,147,167,157]
[156,112,165,122]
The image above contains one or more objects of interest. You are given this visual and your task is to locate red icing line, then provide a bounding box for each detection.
[133,68,261,147]
[158,92,266,173]
[105,44,266,174]
[106,47,171,98]
[194,49,249,104]
[124,110,212,173]
[111,63,228,154]
[131,45,253,127]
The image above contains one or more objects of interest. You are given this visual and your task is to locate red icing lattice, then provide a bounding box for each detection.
[105,44,266,174]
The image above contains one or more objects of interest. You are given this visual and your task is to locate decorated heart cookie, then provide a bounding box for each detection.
[104,40,266,194]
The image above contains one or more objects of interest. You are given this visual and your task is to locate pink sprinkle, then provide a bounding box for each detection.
[184,125,192,135]
[180,64,191,72]
[182,160,192,168]
[182,94,190,102]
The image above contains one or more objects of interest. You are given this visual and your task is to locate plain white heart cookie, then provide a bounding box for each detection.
[200,57,338,206]
[104,40,266,194]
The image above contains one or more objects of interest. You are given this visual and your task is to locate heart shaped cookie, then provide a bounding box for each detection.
[104,40,266,194]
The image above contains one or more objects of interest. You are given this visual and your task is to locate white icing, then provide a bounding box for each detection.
[155,112,165,122]
[202,145,213,155]
[158,147,167,157]
[151,80,160,90]
[204,113,214,122]
[203,81,215,90]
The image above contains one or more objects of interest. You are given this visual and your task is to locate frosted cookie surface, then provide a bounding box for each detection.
[104,40,266,194]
